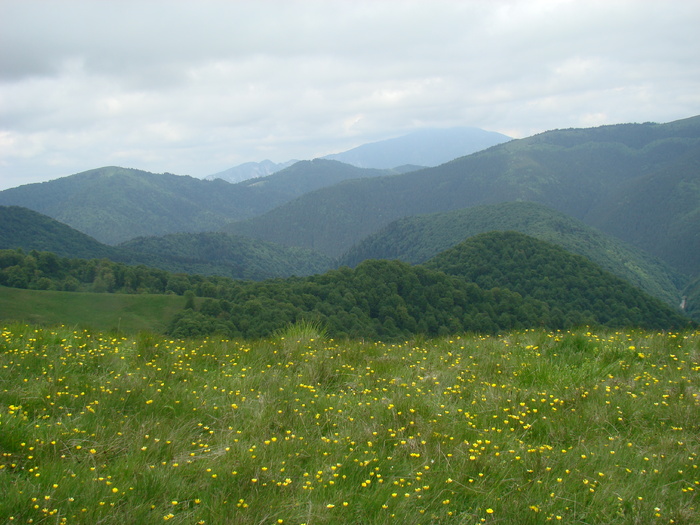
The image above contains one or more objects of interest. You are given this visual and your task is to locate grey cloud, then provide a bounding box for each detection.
[1,0,700,190]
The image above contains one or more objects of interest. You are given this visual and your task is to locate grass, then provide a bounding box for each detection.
[0,286,186,333]
[0,324,698,524]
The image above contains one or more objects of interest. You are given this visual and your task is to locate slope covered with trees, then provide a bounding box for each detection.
[0,205,120,260]
[425,231,688,328]
[338,201,684,306]
[118,231,332,280]
[0,161,393,244]
[587,144,700,277]
[0,206,331,280]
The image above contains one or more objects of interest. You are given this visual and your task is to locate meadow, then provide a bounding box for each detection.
[1,323,698,524]
[0,287,186,333]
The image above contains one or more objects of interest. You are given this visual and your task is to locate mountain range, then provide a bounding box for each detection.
[0,118,698,323]
[225,116,700,279]
[205,127,511,183]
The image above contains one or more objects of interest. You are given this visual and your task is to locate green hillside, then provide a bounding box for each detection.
[224,116,700,276]
[0,205,120,259]
[118,231,333,280]
[1,235,692,339]
[424,231,689,329]
[0,167,253,244]
[587,145,700,277]
[0,206,331,281]
[0,162,392,244]
[338,201,684,306]
[0,286,184,333]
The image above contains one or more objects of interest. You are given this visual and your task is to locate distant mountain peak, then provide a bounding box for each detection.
[205,159,299,184]
[322,127,511,169]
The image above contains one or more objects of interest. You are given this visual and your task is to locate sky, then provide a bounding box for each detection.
[1,0,699,190]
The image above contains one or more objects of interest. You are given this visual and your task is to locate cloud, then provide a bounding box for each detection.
[1,0,699,189]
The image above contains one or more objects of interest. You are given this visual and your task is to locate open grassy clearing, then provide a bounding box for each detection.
[1,324,698,524]
[0,286,185,333]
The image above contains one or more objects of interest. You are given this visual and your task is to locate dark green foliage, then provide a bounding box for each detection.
[338,201,685,306]
[425,231,691,330]
[0,248,220,295]
[166,259,553,340]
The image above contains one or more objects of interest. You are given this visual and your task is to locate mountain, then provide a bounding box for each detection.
[224,116,700,277]
[323,127,511,168]
[0,167,260,244]
[0,205,331,281]
[205,159,298,183]
[338,201,684,307]
[424,231,691,329]
[0,161,393,245]
[232,158,390,199]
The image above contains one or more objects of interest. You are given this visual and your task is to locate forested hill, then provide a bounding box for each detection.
[0,206,331,281]
[224,116,700,276]
[0,206,121,259]
[0,167,255,244]
[117,232,332,281]
[0,161,393,245]
[425,231,688,328]
[338,201,684,307]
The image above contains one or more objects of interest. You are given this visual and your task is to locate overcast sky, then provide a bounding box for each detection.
[1,0,699,190]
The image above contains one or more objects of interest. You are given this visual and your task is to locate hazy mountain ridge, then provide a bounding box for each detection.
[203,126,508,184]
[322,127,511,168]
[205,159,299,183]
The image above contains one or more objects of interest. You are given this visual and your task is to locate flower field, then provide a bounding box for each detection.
[1,323,699,524]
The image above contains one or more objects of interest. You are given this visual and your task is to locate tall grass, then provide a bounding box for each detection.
[0,324,698,523]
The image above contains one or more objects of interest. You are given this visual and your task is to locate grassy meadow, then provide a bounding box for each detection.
[1,323,699,524]
[0,287,186,333]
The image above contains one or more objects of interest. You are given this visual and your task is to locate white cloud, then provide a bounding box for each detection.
[1,0,699,189]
